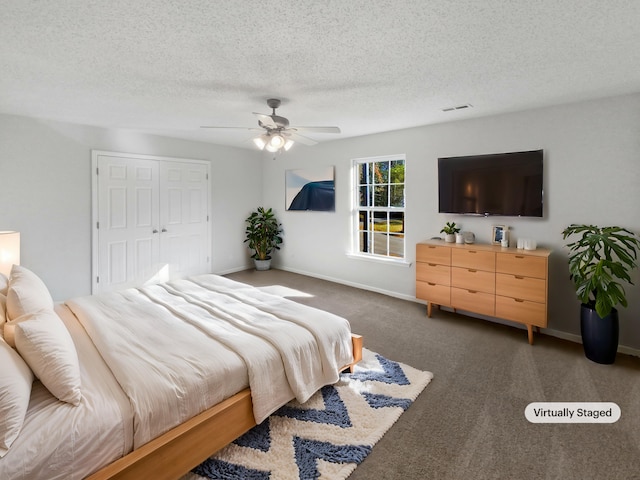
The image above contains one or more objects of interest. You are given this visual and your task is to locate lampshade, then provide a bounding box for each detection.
[0,231,20,278]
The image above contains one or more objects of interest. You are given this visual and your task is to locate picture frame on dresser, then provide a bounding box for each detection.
[492,225,506,245]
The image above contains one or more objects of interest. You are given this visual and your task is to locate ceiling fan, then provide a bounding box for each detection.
[201,98,341,153]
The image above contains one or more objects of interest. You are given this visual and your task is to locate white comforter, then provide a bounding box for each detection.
[66,274,353,447]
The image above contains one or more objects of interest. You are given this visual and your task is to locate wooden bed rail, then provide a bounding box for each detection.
[87,333,363,480]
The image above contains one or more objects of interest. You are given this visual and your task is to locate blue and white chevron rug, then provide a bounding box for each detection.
[184,349,433,480]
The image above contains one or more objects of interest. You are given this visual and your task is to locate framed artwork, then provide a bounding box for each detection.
[286,166,335,211]
[492,225,506,245]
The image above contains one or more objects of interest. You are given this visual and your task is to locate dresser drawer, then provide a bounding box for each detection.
[495,295,547,327]
[496,253,547,279]
[416,244,451,265]
[417,263,451,285]
[416,281,451,305]
[451,267,495,294]
[451,287,495,316]
[451,248,495,271]
[495,273,545,303]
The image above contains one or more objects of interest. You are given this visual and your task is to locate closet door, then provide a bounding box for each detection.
[93,152,211,294]
[159,161,210,279]
[95,154,161,292]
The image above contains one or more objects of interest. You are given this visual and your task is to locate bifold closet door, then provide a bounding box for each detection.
[96,155,161,292]
[158,161,209,280]
[94,153,210,293]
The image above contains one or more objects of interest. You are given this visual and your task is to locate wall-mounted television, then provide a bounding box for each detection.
[438,149,544,217]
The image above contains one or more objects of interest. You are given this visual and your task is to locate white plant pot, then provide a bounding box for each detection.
[444,234,456,243]
[254,258,271,271]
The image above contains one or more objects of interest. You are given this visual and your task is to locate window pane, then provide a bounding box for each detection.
[373,211,388,232]
[358,163,368,185]
[374,185,389,206]
[389,233,404,257]
[390,185,404,207]
[359,186,369,207]
[373,233,388,256]
[389,212,404,233]
[390,160,404,183]
[375,162,389,184]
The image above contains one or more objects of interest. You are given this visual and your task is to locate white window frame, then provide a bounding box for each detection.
[350,154,407,264]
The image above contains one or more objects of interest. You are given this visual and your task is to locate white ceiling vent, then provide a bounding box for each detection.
[442,104,473,112]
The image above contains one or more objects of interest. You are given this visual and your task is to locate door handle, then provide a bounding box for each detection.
[152,229,158,234]
[161,228,167,233]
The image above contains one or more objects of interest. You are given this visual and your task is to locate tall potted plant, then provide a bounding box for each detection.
[244,207,283,271]
[562,224,640,364]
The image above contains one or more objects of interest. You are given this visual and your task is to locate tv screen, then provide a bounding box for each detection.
[438,150,543,217]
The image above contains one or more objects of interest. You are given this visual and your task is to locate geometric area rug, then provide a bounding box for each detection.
[183,349,433,480]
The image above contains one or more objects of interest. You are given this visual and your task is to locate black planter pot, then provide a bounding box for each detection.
[580,303,619,364]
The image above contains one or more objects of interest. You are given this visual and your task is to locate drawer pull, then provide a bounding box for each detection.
[428,263,436,266]
[515,275,524,280]
[514,298,525,303]
[468,269,477,273]
[428,246,436,249]
[515,255,525,259]
[428,282,436,286]
[468,290,477,294]
[468,250,477,254]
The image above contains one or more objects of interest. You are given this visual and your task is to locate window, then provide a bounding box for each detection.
[353,155,405,260]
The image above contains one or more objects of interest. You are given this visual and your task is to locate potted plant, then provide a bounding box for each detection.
[562,224,640,364]
[244,207,283,270]
[440,222,460,243]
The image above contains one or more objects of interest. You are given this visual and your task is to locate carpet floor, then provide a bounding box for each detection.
[185,349,432,480]
[223,269,640,480]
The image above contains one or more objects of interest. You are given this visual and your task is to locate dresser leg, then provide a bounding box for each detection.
[427,302,433,317]
[527,324,534,345]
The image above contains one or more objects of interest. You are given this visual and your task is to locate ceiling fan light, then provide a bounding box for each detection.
[253,136,267,150]
[284,139,294,151]
[268,134,285,149]
[265,142,279,153]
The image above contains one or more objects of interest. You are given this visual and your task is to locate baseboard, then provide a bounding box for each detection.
[276,266,640,359]
[214,265,252,276]
[543,328,640,358]
[277,266,417,302]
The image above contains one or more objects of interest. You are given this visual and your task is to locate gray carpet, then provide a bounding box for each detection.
[226,269,640,480]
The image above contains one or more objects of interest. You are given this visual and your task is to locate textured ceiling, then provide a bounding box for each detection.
[2,1,640,149]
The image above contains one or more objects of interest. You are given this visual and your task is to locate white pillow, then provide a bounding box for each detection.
[0,337,34,458]
[0,272,8,295]
[6,265,54,321]
[15,310,82,406]
[0,293,6,338]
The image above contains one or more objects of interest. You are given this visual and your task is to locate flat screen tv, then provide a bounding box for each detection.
[438,149,543,217]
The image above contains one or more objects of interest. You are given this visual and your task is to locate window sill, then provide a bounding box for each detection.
[346,252,412,267]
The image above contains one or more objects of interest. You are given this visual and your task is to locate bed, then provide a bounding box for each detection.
[0,266,362,480]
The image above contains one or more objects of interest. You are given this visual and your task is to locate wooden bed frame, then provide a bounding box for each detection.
[87,334,363,480]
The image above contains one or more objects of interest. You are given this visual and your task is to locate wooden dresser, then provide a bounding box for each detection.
[416,240,551,344]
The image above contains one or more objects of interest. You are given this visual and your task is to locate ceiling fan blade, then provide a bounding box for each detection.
[286,131,318,146]
[289,126,341,134]
[200,126,263,131]
[252,113,278,129]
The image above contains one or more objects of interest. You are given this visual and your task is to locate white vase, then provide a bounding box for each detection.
[456,233,464,244]
[444,234,455,243]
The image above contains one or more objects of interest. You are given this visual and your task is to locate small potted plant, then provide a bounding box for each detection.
[244,207,283,270]
[562,224,640,363]
[440,222,460,243]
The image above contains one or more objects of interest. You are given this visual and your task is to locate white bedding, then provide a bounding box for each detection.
[0,304,133,480]
[65,274,354,447]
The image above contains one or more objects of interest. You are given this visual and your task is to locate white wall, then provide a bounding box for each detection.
[262,93,640,351]
[0,114,262,300]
